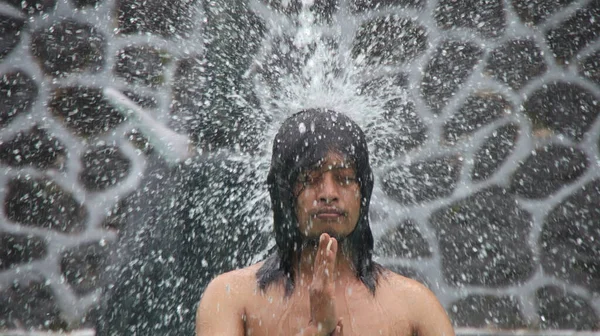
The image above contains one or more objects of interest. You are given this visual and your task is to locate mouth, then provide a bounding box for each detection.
[312,207,346,220]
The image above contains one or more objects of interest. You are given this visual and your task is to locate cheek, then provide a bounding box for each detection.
[351,189,361,214]
[296,192,310,210]
[348,187,360,202]
[295,194,312,221]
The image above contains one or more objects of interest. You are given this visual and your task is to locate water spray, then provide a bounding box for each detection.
[103,87,194,164]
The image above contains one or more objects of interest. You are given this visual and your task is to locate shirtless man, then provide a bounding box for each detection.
[196,109,455,335]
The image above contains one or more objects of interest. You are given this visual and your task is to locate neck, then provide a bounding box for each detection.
[293,239,360,288]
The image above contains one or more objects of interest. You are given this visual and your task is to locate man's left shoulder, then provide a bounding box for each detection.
[377,267,456,335]
[378,267,438,300]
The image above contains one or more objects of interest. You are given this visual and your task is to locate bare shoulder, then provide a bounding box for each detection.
[377,268,429,296]
[378,268,456,336]
[380,268,443,309]
[196,262,265,335]
[201,262,264,300]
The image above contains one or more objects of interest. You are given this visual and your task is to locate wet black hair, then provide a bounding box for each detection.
[257,108,384,296]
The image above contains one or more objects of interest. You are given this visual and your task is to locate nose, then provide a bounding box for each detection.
[316,172,339,204]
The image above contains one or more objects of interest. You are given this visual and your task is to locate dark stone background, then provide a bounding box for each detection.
[0,0,599,334]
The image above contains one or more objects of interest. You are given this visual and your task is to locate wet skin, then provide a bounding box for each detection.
[196,152,455,336]
[294,152,361,240]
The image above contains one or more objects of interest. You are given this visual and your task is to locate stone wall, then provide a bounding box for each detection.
[0,0,599,334]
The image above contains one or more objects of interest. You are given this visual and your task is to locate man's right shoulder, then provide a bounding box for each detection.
[202,262,264,297]
[197,263,266,334]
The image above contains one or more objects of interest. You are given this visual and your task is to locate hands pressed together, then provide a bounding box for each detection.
[307,233,344,336]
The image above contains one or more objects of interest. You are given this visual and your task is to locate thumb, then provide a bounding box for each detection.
[332,318,343,335]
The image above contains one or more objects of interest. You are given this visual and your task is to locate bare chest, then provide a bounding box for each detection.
[243,287,413,336]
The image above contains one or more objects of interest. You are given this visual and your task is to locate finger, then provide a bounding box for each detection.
[321,234,336,263]
[323,238,337,281]
[328,236,338,257]
[313,233,330,280]
[333,318,343,335]
[319,233,330,253]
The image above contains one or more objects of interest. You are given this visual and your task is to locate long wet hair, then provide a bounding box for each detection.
[257,108,384,296]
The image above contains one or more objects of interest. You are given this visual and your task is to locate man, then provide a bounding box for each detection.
[196,109,455,335]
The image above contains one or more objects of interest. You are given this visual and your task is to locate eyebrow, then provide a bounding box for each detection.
[311,161,355,172]
[326,163,353,169]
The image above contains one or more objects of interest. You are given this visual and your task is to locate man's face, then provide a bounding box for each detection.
[294,151,361,239]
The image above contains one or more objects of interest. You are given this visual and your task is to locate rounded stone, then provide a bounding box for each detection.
[48,87,126,137]
[435,0,505,38]
[308,0,339,23]
[376,219,431,259]
[31,19,106,77]
[382,155,462,205]
[358,73,409,100]
[260,0,302,15]
[510,0,576,25]
[4,177,87,233]
[430,187,535,287]
[0,280,67,330]
[522,82,600,141]
[579,49,600,88]
[0,233,46,270]
[471,123,520,182]
[541,179,600,293]
[485,39,547,90]
[0,70,38,128]
[449,295,527,328]
[351,15,428,66]
[537,286,600,330]
[116,0,199,37]
[350,0,424,13]
[509,144,588,199]
[421,40,483,114]
[170,56,206,135]
[365,98,428,165]
[79,145,132,191]
[61,241,113,295]
[0,126,66,169]
[115,46,170,87]
[3,0,57,15]
[70,0,102,8]
[0,15,25,61]
[260,0,338,22]
[443,92,512,143]
[546,0,600,65]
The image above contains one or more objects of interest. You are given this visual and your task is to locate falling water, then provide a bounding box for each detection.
[1,0,599,334]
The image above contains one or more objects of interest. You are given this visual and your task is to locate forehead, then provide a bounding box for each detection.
[311,151,354,170]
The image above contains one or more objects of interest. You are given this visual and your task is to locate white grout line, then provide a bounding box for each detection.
[103,87,194,164]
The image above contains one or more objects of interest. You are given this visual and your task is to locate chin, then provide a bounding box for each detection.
[307,228,348,240]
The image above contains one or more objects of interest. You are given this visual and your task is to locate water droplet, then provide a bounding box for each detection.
[299,122,306,133]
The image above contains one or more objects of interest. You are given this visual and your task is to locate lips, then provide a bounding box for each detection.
[313,207,346,219]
